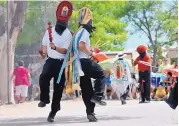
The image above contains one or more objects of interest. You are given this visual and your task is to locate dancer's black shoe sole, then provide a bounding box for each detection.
[38,102,47,107]
[91,98,107,106]
[122,101,126,105]
[121,97,126,105]
[87,114,98,122]
[139,101,145,104]
[91,96,107,106]
[47,111,56,122]
[47,116,54,122]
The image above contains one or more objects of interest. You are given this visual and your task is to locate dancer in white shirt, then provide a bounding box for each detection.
[38,1,73,122]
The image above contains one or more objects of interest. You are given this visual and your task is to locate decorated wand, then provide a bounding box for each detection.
[47,21,53,43]
[39,21,53,58]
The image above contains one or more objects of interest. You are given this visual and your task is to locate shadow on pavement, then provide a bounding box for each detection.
[0,115,142,126]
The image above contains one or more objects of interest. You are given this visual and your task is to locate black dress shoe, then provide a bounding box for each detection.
[139,100,145,104]
[91,96,107,106]
[47,111,56,122]
[121,97,126,105]
[146,98,151,103]
[87,114,98,122]
[145,100,150,103]
[38,102,46,107]
[122,100,127,105]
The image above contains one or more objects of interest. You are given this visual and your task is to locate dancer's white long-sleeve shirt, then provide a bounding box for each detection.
[42,27,72,59]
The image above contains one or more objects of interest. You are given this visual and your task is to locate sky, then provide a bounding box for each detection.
[123,22,148,50]
[123,1,177,50]
[124,32,148,50]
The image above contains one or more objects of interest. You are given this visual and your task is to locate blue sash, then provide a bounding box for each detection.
[57,28,85,84]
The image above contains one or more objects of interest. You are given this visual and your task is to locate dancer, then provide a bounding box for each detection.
[133,45,151,103]
[38,1,73,122]
[56,7,107,122]
[74,7,107,122]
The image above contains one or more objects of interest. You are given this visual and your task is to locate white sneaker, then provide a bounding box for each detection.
[104,96,108,100]
[109,96,112,100]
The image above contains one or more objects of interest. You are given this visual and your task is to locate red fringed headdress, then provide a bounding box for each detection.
[136,45,147,53]
[56,1,73,23]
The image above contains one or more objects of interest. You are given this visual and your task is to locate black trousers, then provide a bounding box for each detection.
[167,80,178,108]
[120,86,130,100]
[139,70,151,101]
[80,59,105,115]
[39,58,65,113]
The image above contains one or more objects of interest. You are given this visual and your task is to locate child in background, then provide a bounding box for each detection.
[103,70,114,100]
[154,85,167,101]
[12,61,30,104]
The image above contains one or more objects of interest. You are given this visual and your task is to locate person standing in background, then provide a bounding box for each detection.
[12,60,31,104]
[154,59,163,73]
[158,58,172,73]
[103,70,115,100]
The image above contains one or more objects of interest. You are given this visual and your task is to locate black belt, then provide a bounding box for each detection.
[48,57,64,61]
[139,70,150,72]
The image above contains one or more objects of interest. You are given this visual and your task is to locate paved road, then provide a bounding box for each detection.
[0,100,178,126]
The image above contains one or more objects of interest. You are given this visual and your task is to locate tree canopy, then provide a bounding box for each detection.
[17,1,57,46]
[17,1,128,51]
[16,0,177,58]
[71,1,127,51]
[118,0,178,68]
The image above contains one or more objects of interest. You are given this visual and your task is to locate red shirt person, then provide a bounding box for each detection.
[133,45,151,103]
[134,54,151,72]
[12,60,30,103]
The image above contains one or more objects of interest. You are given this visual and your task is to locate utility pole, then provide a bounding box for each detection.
[44,1,47,29]
[6,1,10,103]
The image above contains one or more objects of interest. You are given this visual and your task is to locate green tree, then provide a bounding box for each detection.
[17,1,57,47]
[119,1,178,70]
[0,1,27,104]
[17,1,128,51]
[71,1,127,51]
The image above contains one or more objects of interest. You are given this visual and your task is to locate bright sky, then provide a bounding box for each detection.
[124,32,148,50]
[123,1,176,50]
[123,22,148,50]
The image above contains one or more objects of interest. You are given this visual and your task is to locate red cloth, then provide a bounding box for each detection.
[134,54,151,71]
[136,45,147,52]
[56,1,73,22]
[13,66,30,86]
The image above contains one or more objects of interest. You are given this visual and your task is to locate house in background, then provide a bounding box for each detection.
[166,47,178,64]
[162,46,178,64]
[166,47,178,59]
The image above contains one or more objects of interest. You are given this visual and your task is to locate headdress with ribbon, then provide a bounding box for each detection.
[55,1,73,35]
[78,7,93,25]
[78,7,95,34]
[56,1,73,23]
